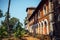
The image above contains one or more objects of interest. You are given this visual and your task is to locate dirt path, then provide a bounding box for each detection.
[23,34,40,40]
[2,34,40,40]
[24,36,40,40]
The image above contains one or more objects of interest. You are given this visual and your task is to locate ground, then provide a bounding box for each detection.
[2,34,40,40]
[23,34,40,40]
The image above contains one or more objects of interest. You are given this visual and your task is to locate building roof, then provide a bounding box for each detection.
[26,7,36,12]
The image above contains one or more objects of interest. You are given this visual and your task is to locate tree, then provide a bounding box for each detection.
[24,17,27,25]
[0,17,20,38]
[0,9,3,18]
[0,9,8,38]
[14,21,23,37]
[9,17,19,32]
[0,25,8,38]
[9,17,19,26]
[13,21,26,38]
[0,9,26,38]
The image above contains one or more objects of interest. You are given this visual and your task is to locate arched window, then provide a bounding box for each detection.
[44,21,47,34]
[44,19,49,34]
[41,22,43,27]
[39,22,40,27]
[57,7,60,21]
[45,21,47,26]
[58,0,60,4]
[43,4,46,15]
[41,21,44,34]
[38,10,40,18]
[58,14,60,21]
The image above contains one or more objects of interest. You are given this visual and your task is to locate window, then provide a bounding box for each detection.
[58,0,60,4]
[45,21,47,26]
[41,22,43,34]
[39,22,41,27]
[57,7,60,21]
[41,22,43,27]
[44,19,49,34]
[43,4,46,15]
[58,14,60,21]
[38,10,40,18]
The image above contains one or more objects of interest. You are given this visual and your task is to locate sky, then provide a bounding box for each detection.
[0,0,41,27]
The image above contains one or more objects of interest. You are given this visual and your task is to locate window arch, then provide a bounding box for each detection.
[40,21,44,34]
[44,19,48,27]
[45,21,47,26]
[58,0,60,4]
[58,14,60,21]
[44,20,47,34]
[43,4,47,15]
[44,19,49,34]
[39,22,41,27]
[38,10,40,18]
[41,21,44,27]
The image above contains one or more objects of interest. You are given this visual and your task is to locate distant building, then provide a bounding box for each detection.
[26,0,60,40]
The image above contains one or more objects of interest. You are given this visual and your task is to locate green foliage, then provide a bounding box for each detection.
[24,17,28,25]
[0,9,3,18]
[0,17,20,38]
[14,28,21,37]
[20,30,26,37]
[9,17,19,26]
[0,9,8,38]
[0,9,26,38]
[0,26,8,38]
[13,21,26,38]
[14,29,26,38]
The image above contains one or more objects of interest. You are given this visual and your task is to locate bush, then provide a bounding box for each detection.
[20,30,26,37]
[0,26,8,38]
[14,29,26,38]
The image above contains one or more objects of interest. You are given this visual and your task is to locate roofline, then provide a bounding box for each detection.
[28,0,48,20]
[26,7,36,12]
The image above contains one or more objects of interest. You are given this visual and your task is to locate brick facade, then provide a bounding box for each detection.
[26,0,60,40]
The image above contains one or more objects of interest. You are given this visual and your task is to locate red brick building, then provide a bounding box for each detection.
[26,0,60,40]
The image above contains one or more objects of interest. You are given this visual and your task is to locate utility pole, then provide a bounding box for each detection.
[6,0,11,36]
